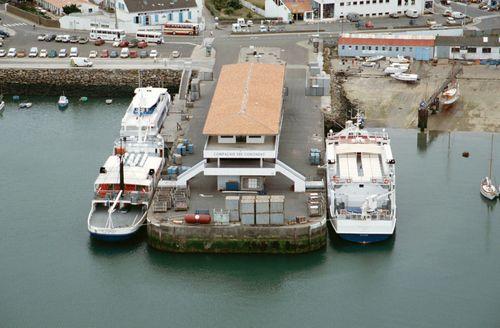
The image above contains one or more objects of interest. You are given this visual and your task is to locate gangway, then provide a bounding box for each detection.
[176,160,206,187]
[275,159,306,192]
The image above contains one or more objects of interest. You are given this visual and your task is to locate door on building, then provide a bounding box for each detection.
[415,47,431,60]
[179,11,184,23]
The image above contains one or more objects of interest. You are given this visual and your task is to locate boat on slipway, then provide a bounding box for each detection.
[439,80,460,106]
[0,94,5,114]
[120,87,171,138]
[391,72,419,83]
[325,116,397,243]
[87,135,165,241]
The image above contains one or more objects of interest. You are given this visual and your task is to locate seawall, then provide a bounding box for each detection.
[147,220,327,254]
[0,68,183,96]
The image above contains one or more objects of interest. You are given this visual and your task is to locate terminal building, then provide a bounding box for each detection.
[176,63,306,192]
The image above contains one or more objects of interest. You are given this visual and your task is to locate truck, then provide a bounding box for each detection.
[70,57,93,67]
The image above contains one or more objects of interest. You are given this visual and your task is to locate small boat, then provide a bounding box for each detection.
[384,66,408,75]
[80,96,88,102]
[58,95,69,110]
[19,102,32,109]
[0,95,5,114]
[106,99,113,105]
[366,55,385,62]
[480,134,498,200]
[439,80,460,106]
[391,72,419,82]
[389,55,410,64]
[362,61,376,67]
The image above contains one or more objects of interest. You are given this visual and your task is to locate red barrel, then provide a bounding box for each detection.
[184,214,211,224]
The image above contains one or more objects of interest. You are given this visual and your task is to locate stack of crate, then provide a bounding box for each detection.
[255,195,270,225]
[153,187,173,213]
[173,187,189,211]
[225,196,240,222]
[240,195,255,225]
[307,193,323,217]
[270,195,285,225]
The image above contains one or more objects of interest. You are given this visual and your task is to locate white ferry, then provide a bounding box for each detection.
[120,87,171,138]
[87,135,165,241]
[325,117,397,243]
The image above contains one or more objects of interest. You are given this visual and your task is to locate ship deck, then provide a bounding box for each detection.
[89,205,145,229]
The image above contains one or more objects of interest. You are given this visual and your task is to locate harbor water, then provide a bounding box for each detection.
[0,98,499,327]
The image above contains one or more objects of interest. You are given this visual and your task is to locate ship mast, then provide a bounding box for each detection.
[119,137,125,192]
[489,134,494,178]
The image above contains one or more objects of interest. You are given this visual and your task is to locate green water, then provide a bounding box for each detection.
[0,98,499,327]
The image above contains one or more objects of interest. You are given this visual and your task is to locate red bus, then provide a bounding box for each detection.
[163,23,199,35]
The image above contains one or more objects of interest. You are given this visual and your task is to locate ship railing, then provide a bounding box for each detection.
[327,131,389,143]
[94,190,149,203]
[331,176,393,185]
[336,209,392,221]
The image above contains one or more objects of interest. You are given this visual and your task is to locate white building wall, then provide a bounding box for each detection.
[449,46,500,60]
[60,13,116,30]
[313,0,424,20]
[265,0,291,21]
[115,6,200,33]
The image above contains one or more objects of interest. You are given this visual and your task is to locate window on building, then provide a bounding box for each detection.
[411,0,415,4]
[353,1,357,5]
[375,46,378,50]
[379,13,383,16]
[342,45,345,49]
[404,0,408,4]
[385,12,389,14]
[362,46,365,50]
[379,0,383,3]
[360,1,364,4]
[366,0,370,3]
[409,47,413,51]
[188,11,192,19]
[355,45,358,50]
[134,16,139,24]
[168,12,173,20]
[348,45,352,49]
[347,2,351,5]
[236,136,246,143]
[368,46,372,50]
[402,47,406,51]
[340,2,344,5]
[482,47,491,53]
[451,47,460,53]
[382,46,386,50]
[467,47,476,53]
[154,14,159,23]
[389,46,392,51]
[395,47,399,51]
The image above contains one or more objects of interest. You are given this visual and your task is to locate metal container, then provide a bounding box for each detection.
[256,213,270,225]
[240,195,255,214]
[270,195,285,213]
[225,196,240,211]
[255,195,270,213]
[173,153,182,165]
[270,212,284,225]
[225,181,239,191]
[241,213,255,225]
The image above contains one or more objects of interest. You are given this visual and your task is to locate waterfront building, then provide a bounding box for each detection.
[115,0,202,33]
[176,62,306,192]
[265,0,314,22]
[434,34,500,61]
[338,33,435,60]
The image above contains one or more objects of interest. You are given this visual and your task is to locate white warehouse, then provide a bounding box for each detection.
[311,0,426,20]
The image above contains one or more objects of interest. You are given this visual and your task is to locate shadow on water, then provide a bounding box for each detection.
[327,228,396,254]
[87,227,147,257]
[417,130,444,154]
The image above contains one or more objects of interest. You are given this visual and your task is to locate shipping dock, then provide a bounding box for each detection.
[146,48,327,253]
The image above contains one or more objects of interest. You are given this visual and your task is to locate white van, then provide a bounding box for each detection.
[451,11,466,19]
[237,17,247,27]
[232,23,242,33]
[405,9,419,18]
[120,47,130,58]
[29,47,38,57]
[70,57,93,67]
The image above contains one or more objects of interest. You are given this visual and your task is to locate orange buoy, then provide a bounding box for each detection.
[184,214,211,224]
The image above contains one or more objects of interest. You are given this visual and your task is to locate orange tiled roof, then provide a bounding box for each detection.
[283,0,312,13]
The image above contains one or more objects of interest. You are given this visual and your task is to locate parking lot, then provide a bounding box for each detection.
[0,31,197,60]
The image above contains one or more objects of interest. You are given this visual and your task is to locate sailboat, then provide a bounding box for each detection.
[58,95,69,110]
[439,80,460,106]
[480,134,498,201]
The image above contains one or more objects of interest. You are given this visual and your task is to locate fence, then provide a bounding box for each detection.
[6,4,60,28]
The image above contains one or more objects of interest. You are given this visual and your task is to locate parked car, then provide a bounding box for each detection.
[39,49,47,57]
[259,25,268,32]
[112,41,120,47]
[430,23,445,29]
[100,49,109,58]
[94,38,105,46]
[0,30,10,38]
[139,50,148,58]
[149,49,158,58]
[389,12,400,18]
[451,11,466,19]
[120,47,129,58]
[129,39,138,48]
[70,47,78,57]
[110,50,119,58]
[119,40,129,47]
[45,34,56,42]
[405,9,419,18]
[89,50,97,58]
[29,47,38,57]
[129,50,138,58]
[365,20,374,28]
[446,17,457,24]
[69,35,79,43]
[58,48,68,57]
[137,41,147,48]
[346,13,361,22]
[171,50,180,58]
[78,37,88,44]
[426,19,437,26]
[48,49,58,58]
[70,57,93,67]
[0,49,6,57]
[61,35,71,43]
[7,48,16,57]
[17,49,27,58]
[247,20,253,26]
[37,34,47,41]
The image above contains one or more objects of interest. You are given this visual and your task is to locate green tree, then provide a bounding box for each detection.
[228,0,242,9]
[63,4,81,14]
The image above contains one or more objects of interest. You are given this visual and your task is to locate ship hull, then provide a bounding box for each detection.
[89,231,136,241]
[337,233,392,243]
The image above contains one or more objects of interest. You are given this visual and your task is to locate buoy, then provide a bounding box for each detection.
[12,95,20,101]
[462,151,470,158]
[105,99,113,105]
[80,96,88,102]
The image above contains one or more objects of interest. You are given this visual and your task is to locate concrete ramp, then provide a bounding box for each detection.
[275,159,306,192]
[178,68,192,100]
[176,160,206,187]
